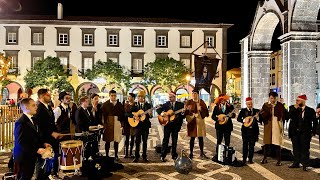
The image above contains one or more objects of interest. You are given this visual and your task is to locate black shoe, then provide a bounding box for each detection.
[289,164,300,168]
[200,153,209,160]
[303,166,308,171]
[189,154,193,160]
[212,155,217,162]
[160,156,166,162]
[130,154,135,158]
[260,158,267,164]
[172,156,178,160]
[242,160,247,165]
[143,157,149,162]
[133,158,139,163]
[114,156,119,161]
[248,159,254,164]
[276,161,282,166]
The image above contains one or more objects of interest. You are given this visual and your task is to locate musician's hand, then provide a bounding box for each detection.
[98,124,103,128]
[312,133,316,137]
[51,132,62,139]
[148,110,152,116]
[37,148,46,155]
[244,118,249,124]
[44,143,51,148]
[161,112,165,116]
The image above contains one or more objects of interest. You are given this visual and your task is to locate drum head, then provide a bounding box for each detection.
[60,140,83,148]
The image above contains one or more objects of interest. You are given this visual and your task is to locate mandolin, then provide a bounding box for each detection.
[158,106,190,126]
[243,111,261,127]
[128,105,161,127]
[217,108,238,125]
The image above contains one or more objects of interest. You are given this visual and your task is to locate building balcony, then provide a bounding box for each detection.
[131,69,144,77]
[7,67,20,75]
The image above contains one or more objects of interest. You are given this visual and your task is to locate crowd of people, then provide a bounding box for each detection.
[11,88,320,179]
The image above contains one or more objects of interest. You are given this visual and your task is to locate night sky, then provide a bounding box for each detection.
[12,0,263,70]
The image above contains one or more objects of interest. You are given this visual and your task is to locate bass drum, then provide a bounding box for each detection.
[59,140,83,170]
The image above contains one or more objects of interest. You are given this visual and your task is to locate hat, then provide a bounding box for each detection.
[59,91,69,101]
[245,97,252,102]
[192,88,199,94]
[137,90,146,97]
[297,94,307,101]
[129,93,136,98]
[169,91,176,96]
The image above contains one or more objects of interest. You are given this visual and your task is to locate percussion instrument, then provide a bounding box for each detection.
[174,150,192,174]
[59,140,83,170]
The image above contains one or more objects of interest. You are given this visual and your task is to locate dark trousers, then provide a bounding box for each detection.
[161,125,179,158]
[35,145,59,179]
[135,128,149,159]
[291,133,311,166]
[190,137,204,154]
[105,142,119,157]
[216,129,231,153]
[125,135,135,155]
[15,159,36,180]
[242,137,256,161]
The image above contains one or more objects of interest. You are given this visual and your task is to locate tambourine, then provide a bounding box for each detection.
[41,146,54,159]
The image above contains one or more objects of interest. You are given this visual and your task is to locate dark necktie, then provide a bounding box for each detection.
[31,117,38,131]
[248,109,252,116]
[171,102,174,110]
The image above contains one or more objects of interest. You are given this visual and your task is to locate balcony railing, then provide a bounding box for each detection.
[131,69,144,77]
[7,67,20,75]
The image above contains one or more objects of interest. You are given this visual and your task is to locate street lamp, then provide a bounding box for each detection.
[186,74,191,99]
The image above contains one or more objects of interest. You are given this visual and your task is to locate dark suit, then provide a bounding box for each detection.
[14,114,43,180]
[88,103,103,126]
[75,107,91,133]
[75,107,94,158]
[131,102,152,159]
[237,108,260,162]
[34,102,58,178]
[211,103,235,154]
[288,105,318,166]
[156,101,185,159]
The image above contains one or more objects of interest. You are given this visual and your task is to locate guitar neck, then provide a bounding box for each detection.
[141,106,160,115]
[174,108,184,114]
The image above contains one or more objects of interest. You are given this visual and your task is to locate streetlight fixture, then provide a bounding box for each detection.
[186,74,191,100]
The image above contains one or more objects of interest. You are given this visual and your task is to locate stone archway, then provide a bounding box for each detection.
[241,0,320,108]
[4,81,23,103]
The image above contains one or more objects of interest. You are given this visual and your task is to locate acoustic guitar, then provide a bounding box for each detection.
[243,111,261,127]
[158,106,190,126]
[128,105,161,127]
[217,108,238,125]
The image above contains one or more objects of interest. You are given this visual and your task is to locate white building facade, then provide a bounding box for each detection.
[0,11,232,105]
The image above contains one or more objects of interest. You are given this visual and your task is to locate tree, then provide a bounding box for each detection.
[84,59,131,91]
[24,56,73,91]
[144,57,190,92]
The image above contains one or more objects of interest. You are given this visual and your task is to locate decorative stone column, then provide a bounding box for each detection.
[247,51,272,109]
[280,32,319,109]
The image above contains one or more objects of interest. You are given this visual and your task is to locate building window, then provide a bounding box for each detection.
[10,56,18,69]
[181,36,191,47]
[203,30,217,48]
[83,58,93,71]
[179,53,191,69]
[84,34,93,45]
[133,35,143,46]
[206,36,214,47]
[157,36,166,47]
[60,57,68,67]
[8,33,17,44]
[108,35,118,46]
[132,58,143,73]
[271,58,275,70]
[106,28,120,47]
[272,73,276,85]
[106,52,120,64]
[59,33,68,45]
[32,57,42,66]
[33,33,43,45]
[181,59,191,68]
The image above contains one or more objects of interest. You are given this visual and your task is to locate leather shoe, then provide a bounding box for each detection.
[133,158,139,163]
[189,154,193,160]
[303,166,308,171]
[289,164,300,168]
[260,158,267,164]
[248,159,254,164]
[200,153,209,160]
[160,157,166,162]
[172,156,178,160]
[143,157,149,162]
[276,161,282,166]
